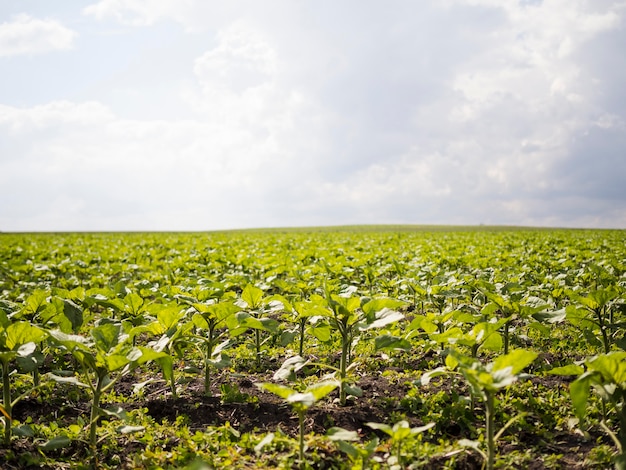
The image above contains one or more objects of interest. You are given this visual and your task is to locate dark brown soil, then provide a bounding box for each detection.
[4,369,616,469]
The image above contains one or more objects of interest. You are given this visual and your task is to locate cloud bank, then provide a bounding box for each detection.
[1,1,625,231]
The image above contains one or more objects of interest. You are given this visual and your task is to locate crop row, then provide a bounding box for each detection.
[0,229,625,468]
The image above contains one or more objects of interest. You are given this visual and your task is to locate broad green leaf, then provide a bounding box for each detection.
[12,424,34,437]
[39,435,71,451]
[273,355,307,381]
[310,324,331,342]
[375,334,411,352]
[92,322,123,353]
[491,349,538,377]
[101,406,127,420]
[287,392,315,408]
[23,290,48,316]
[429,327,464,344]
[587,351,626,384]
[47,373,89,388]
[117,425,145,434]
[306,380,339,401]
[570,373,593,420]
[104,353,132,372]
[532,309,566,324]
[124,293,144,314]
[361,308,404,330]
[5,322,46,350]
[362,298,407,316]
[242,285,264,309]
[327,427,359,442]
[257,382,295,400]
[547,364,585,376]
[366,421,392,435]
[16,342,36,357]
[62,299,83,331]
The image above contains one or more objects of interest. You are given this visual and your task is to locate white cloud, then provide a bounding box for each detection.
[0,14,76,57]
[2,1,626,230]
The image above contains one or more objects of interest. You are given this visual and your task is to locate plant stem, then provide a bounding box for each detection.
[89,374,104,464]
[299,319,306,357]
[298,410,305,469]
[596,308,610,354]
[617,399,626,470]
[503,321,510,355]
[255,329,261,368]
[485,391,495,470]
[2,360,11,447]
[205,328,214,397]
[339,331,349,406]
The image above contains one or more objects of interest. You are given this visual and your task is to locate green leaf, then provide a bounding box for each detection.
[62,299,84,331]
[327,427,359,442]
[417,367,448,386]
[47,373,89,388]
[117,425,145,434]
[39,435,71,451]
[5,322,46,350]
[491,349,538,377]
[242,285,264,309]
[256,382,294,400]
[287,392,315,408]
[254,433,275,455]
[362,298,407,316]
[570,373,593,420]
[366,421,392,436]
[375,334,411,352]
[273,355,307,382]
[306,380,339,401]
[361,308,404,330]
[547,364,585,376]
[102,406,127,420]
[310,323,331,342]
[92,322,123,353]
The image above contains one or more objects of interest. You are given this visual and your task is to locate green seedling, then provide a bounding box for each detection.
[565,287,624,354]
[0,316,47,446]
[366,420,434,469]
[327,427,379,470]
[236,285,280,368]
[257,380,339,468]
[130,303,192,397]
[428,348,537,470]
[48,322,154,462]
[176,285,241,396]
[320,287,405,405]
[551,351,626,469]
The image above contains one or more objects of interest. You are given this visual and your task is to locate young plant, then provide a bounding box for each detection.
[436,348,538,470]
[129,303,192,398]
[256,380,339,468]
[366,420,434,469]
[189,299,241,396]
[48,322,152,461]
[236,284,280,368]
[320,287,406,405]
[0,316,47,446]
[326,427,379,470]
[478,281,546,354]
[565,286,623,354]
[551,351,626,469]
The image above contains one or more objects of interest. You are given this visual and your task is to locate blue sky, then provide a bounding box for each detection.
[1,0,625,231]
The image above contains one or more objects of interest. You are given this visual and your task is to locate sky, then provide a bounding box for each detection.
[1,0,625,231]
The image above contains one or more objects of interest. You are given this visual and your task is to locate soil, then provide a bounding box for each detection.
[5,368,614,469]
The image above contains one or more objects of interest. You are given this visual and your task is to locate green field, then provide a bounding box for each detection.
[1,227,625,469]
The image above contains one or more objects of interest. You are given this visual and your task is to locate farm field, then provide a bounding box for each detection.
[0,226,625,469]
